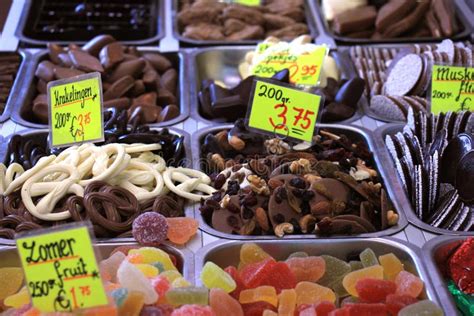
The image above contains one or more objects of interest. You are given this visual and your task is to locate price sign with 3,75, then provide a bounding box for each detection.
[48,72,104,148]
[248,80,322,142]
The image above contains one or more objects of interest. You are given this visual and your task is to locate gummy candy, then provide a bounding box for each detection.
[239,286,278,307]
[295,282,336,306]
[117,260,158,304]
[349,261,363,272]
[161,270,184,283]
[132,212,169,245]
[359,248,379,267]
[170,304,214,316]
[100,251,126,282]
[4,286,29,308]
[286,256,325,282]
[135,264,159,278]
[240,243,272,267]
[83,304,118,316]
[153,304,175,316]
[166,287,209,306]
[241,302,277,316]
[342,265,384,297]
[239,258,276,288]
[118,290,145,316]
[201,262,236,293]
[343,303,388,316]
[262,310,277,316]
[447,280,474,316]
[224,266,246,299]
[355,278,396,303]
[127,253,144,264]
[448,237,474,294]
[111,288,128,307]
[287,252,309,259]
[395,271,424,298]
[166,217,199,245]
[172,277,192,288]
[297,302,336,316]
[385,294,418,315]
[129,247,177,271]
[277,289,296,316]
[140,306,167,316]
[330,276,349,298]
[398,300,443,316]
[379,253,404,281]
[210,288,244,316]
[151,276,171,297]
[152,262,165,273]
[318,255,351,287]
[0,267,24,300]
[340,296,358,306]
[260,262,297,293]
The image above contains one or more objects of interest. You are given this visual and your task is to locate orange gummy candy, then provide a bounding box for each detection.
[166,217,199,244]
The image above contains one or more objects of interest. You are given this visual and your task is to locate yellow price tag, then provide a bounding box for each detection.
[431,65,474,114]
[251,46,327,86]
[48,72,104,148]
[16,225,108,313]
[248,80,322,142]
[231,0,261,5]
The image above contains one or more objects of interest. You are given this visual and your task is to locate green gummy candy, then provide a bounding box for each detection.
[360,248,379,267]
[398,300,444,316]
[349,261,364,271]
[319,255,351,287]
[448,280,474,316]
[152,262,165,273]
[287,252,309,259]
[330,276,349,298]
[165,287,209,306]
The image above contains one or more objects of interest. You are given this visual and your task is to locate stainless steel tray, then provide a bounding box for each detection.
[0,241,193,282]
[0,126,196,246]
[422,236,468,316]
[172,0,319,46]
[374,123,474,236]
[311,0,472,44]
[11,48,189,129]
[190,46,363,126]
[15,0,165,47]
[195,238,441,307]
[191,123,409,240]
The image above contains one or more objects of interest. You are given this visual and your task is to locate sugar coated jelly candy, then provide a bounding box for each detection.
[385,294,418,315]
[224,266,246,299]
[295,281,336,306]
[261,262,297,293]
[0,267,24,300]
[398,300,444,316]
[210,288,244,316]
[201,262,237,293]
[278,289,296,316]
[262,310,278,316]
[239,286,278,307]
[135,264,159,278]
[111,288,128,307]
[151,276,171,297]
[297,302,336,316]
[395,271,424,298]
[166,287,209,306]
[241,302,277,316]
[100,251,126,282]
[355,278,396,303]
[287,252,309,259]
[4,286,29,308]
[359,248,379,267]
[379,253,404,281]
[172,277,192,288]
[118,290,145,316]
[166,217,199,245]
[117,260,158,304]
[171,304,215,316]
[342,265,384,297]
[83,304,118,316]
[132,212,168,245]
[318,255,351,287]
[240,258,276,288]
[286,256,325,283]
[349,261,363,272]
[129,247,177,271]
[161,270,183,283]
[343,303,388,316]
[240,243,272,267]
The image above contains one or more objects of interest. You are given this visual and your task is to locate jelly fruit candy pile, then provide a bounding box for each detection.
[198,243,443,316]
[132,212,199,245]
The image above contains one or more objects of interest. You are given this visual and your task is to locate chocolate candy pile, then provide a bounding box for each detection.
[0,54,21,115]
[30,34,180,125]
[324,0,462,40]
[386,109,474,231]
[199,119,399,237]
[178,0,309,41]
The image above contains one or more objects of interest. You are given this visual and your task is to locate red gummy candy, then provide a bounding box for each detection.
[328,309,349,316]
[239,258,276,288]
[297,302,336,316]
[343,303,388,316]
[260,262,297,293]
[385,294,418,316]
[449,237,474,294]
[241,302,277,316]
[355,278,397,303]
[224,266,246,299]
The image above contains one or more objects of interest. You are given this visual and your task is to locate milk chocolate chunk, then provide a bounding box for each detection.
[223,5,264,26]
[432,0,455,36]
[131,80,146,97]
[382,0,430,38]
[36,79,47,94]
[375,0,416,33]
[106,58,146,83]
[35,60,55,82]
[103,97,131,110]
[82,34,116,57]
[426,9,442,37]
[333,6,377,35]
[99,42,125,69]
[142,70,159,90]
[32,94,48,123]
[263,13,295,30]
[142,53,172,73]
[158,104,180,123]
[57,53,73,67]
[177,5,222,27]
[267,23,309,40]
[69,50,104,73]
[103,76,135,101]
[183,23,225,41]
[53,67,85,80]
[160,69,178,95]
[224,18,247,36]
[227,25,265,41]
[47,43,65,65]
[156,89,177,107]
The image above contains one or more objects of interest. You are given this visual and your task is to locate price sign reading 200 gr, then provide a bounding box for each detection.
[48,72,104,148]
[248,80,322,142]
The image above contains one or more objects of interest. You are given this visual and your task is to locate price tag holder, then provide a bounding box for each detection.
[247,79,322,143]
[48,72,104,148]
[251,45,327,86]
[15,223,107,313]
[431,65,474,114]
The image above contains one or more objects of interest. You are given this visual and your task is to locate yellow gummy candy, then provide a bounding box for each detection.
[0,267,24,300]
[342,265,384,297]
[4,287,30,308]
[134,264,159,278]
[160,270,183,283]
[240,243,272,267]
[295,282,336,306]
[172,277,191,288]
[379,253,404,281]
[129,247,177,271]
[240,286,278,307]
[278,289,296,316]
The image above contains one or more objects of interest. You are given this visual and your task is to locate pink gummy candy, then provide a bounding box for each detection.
[171,305,215,316]
[395,271,424,298]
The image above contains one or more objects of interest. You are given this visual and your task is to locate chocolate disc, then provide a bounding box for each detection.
[441,134,474,185]
[456,151,474,205]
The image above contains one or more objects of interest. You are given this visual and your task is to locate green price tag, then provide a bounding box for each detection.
[251,46,327,86]
[431,65,474,114]
[16,224,108,313]
[231,0,261,5]
[248,80,322,142]
[48,72,104,148]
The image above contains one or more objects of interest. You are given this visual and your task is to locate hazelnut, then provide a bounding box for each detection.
[211,153,225,171]
[299,214,316,233]
[387,210,399,226]
[274,222,294,237]
[229,135,245,151]
[255,207,270,231]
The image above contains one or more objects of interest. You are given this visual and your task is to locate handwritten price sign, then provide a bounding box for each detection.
[248,80,322,142]
[16,224,107,313]
[251,45,327,86]
[431,65,473,114]
[47,72,104,148]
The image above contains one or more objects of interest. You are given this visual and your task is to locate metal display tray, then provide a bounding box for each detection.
[311,0,473,44]
[171,0,319,46]
[374,123,474,236]
[15,0,165,46]
[195,238,442,308]
[10,48,189,129]
[0,126,195,246]
[190,46,363,126]
[191,123,409,240]
[422,236,469,316]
